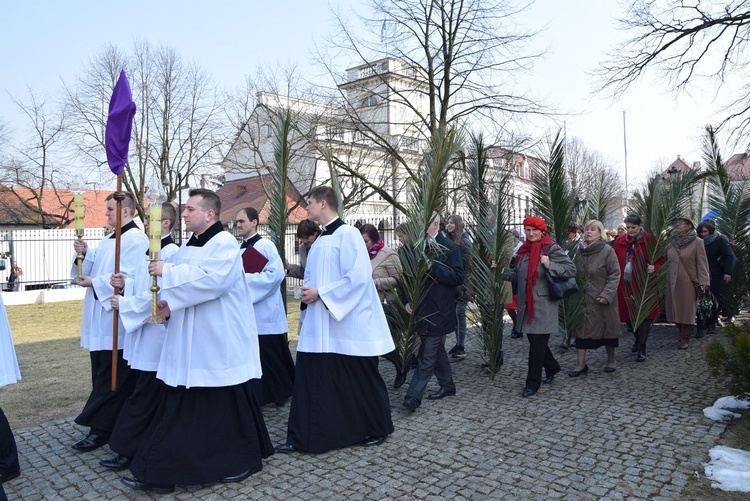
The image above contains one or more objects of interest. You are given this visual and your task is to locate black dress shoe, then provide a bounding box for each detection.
[121,477,175,494]
[0,469,20,483]
[275,443,299,454]
[636,349,646,362]
[393,371,407,389]
[568,365,589,377]
[631,341,638,353]
[510,329,522,338]
[542,369,560,384]
[521,387,537,397]
[604,366,617,373]
[403,396,419,412]
[71,434,108,452]
[99,454,132,471]
[220,464,262,483]
[426,387,456,400]
[361,436,385,447]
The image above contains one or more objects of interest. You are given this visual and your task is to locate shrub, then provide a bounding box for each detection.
[706,321,750,395]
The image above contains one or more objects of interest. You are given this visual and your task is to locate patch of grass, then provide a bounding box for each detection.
[1,298,302,430]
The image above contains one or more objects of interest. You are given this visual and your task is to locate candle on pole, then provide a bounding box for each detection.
[144,176,167,324]
[71,176,86,284]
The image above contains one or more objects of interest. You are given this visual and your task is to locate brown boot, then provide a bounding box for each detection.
[677,324,691,349]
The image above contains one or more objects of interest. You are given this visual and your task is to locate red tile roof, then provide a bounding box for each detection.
[0,186,112,229]
[216,175,308,224]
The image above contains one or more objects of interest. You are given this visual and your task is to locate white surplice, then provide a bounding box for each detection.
[72,227,149,351]
[0,293,20,388]
[298,224,394,356]
[243,237,289,335]
[119,242,179,371]
[156,231,262,388]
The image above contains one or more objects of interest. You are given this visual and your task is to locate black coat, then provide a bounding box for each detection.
[407,233,466,337]
[703,233,736,295]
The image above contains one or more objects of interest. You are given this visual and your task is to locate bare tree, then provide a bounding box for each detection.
[0,90,73,228]
[597,0,750,142]
[565,137,623,223]
[64,41,226,217]
[314,0,545,209]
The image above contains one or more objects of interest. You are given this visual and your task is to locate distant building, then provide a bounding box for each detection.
[220,57,537,228]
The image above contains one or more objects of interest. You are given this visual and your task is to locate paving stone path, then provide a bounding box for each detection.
[4,322,730,500]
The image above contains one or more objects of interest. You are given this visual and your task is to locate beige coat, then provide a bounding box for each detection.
[666,235,710,325]
[370,246,402,304]
[572,241,621,340]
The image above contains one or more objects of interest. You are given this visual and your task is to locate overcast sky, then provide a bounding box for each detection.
[1,0,728,189]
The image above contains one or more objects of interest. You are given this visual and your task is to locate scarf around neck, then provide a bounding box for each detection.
[702,231,719,246]
[516,233,554,323]
[673,230,697,249]
[368,240,385,259]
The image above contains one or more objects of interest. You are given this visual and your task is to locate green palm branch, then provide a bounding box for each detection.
[531,130,584,342]
[319,148,344,220]
[265,109,292,313]
[465,133,513,381]
[627,170,698,331]
[389,128,464,374]
[702,126,750,317]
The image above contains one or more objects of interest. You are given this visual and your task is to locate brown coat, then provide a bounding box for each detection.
[572,241,621,340]
[666,235,710,325]
[370,246,402,304]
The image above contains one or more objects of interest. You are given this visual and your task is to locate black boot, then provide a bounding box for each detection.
[636,345,646,362]
[393,371,407,389]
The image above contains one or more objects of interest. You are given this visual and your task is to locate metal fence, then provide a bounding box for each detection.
[0,214,523,292]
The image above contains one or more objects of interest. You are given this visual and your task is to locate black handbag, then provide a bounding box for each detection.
[546,272,578,300]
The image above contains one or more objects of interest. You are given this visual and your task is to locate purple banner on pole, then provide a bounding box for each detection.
[105,70,136,175]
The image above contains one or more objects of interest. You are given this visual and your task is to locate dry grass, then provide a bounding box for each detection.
[2,298,301,430]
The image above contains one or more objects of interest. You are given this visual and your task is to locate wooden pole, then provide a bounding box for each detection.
[111,176,124,391]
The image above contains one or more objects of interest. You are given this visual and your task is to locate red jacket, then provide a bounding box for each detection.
[612,231,665,323]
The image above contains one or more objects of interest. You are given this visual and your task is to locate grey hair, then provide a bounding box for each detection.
[584,220,607,242]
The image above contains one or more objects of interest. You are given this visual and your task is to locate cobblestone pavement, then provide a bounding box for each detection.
[4,322,730,500]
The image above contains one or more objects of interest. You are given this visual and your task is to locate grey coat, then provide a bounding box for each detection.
[509,242,577,335]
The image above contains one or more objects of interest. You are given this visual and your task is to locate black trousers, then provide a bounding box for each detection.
[526,334,560,391]
[74,350,136,437]
[406,334,455,404]
[0,406,18,477]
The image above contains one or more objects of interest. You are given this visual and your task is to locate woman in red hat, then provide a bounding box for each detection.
[505,216,576,397]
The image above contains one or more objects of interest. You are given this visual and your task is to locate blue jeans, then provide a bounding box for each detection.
[455,301,467,347]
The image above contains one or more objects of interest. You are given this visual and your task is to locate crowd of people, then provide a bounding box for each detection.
[0,187,738,494]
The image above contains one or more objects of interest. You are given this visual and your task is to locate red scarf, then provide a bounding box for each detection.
[515,233,554,323]
[368,240,385,259]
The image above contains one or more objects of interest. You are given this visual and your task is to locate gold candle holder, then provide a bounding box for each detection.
[71,188,85,285]
[143,177,166,324]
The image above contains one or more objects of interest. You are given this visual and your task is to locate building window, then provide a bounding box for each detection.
[265,125,273,138]
[362,95,378,107]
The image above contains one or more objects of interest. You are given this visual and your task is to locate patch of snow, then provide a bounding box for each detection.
[704,445,750,492]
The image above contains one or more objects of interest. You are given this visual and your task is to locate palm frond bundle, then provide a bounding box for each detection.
[266,109,292,313]
[465,133,513,380]
[702,126,750,316]
[389,128,464,373]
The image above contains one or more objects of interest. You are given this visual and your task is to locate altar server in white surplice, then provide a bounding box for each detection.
[70,192,148,453]
[121,189,272,496]
[0,292,21,484]
[235,207,295,407]
[275,185,394,455]
[99,202,180,473]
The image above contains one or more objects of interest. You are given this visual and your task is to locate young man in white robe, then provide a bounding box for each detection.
[121,189,273,495]
[275,185,395,454]
[70,192,149,453]
[235,207,295,406]
[99,203,180,472]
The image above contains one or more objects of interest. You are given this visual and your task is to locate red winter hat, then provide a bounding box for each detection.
[523,216,547,232]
